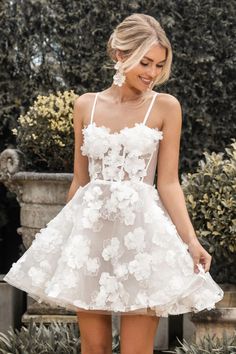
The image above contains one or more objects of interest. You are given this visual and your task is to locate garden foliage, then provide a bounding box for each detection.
[182,140,236,283]
[0,0,235,173]
[0,320,120,354]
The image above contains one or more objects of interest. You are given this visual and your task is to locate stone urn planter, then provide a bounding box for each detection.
[0,148,74,319]
[190,284,236,343]
[0,148,73,249]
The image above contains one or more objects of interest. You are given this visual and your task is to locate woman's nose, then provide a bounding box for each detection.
[147,65,158,78]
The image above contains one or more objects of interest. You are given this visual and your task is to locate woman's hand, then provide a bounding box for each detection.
[187,239,212,273]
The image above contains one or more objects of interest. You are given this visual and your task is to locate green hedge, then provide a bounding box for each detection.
[0,0,235,173]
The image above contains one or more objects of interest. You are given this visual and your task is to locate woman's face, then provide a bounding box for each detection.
[122,43,167,91]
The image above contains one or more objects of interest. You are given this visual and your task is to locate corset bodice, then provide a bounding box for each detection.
[80,91,163,185]
[81,122,163,184]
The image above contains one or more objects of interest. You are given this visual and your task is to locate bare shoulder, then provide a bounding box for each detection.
[154,92,182,128]
[74,92,97,110]
[156,92,181,111]
[73,92,98,125]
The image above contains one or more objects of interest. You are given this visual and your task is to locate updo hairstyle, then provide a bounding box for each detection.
[107,13,172,87]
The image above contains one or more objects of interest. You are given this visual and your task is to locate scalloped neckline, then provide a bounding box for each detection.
[82,122,163,136]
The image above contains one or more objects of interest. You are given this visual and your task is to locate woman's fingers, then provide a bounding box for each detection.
[201,253,212,272]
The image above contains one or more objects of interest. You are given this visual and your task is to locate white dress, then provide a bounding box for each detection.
[4,92,224,317]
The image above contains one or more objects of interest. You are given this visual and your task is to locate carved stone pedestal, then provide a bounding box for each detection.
[0,148,73,322]
[190,284,236,343]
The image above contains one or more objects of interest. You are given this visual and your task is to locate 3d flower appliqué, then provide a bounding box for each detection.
[124,227,146,251]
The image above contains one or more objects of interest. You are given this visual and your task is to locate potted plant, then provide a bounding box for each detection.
[181,140,236,342]
[0,90,77,322]
[0,90,77,247]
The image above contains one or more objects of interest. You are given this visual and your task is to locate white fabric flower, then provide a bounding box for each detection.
[86,257,100,275]
[128,253,152,281]
[102,238,121,261]
[28,267,47,287]
[32,227,63,257]
[124,227,146,251]
[62,235,91,269]
[101,182,140,225]
[152,232,169,248]
[99,272,120,293]
[121,124,163,155]
[144,207,165,224]
[82,186,104,231]
[124,153,146,178]
[81,123,110,159]
[114,263,129,279]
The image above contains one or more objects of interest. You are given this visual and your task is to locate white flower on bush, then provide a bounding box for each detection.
[124,227,146,251]
[102,238,121,261]
[62,234,90,269]
[128,252,152,281]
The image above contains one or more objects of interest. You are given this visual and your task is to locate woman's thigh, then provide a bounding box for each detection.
[120,314,160,354]
[77,311,113,354]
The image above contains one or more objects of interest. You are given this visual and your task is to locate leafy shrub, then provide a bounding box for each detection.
[0,319,120,354]
[0,0,235,174]
[168,332,236,353]
[181,140,236,283]
[12,90,77,172]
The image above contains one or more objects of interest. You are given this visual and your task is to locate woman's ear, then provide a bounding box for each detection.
[115,50,125,62]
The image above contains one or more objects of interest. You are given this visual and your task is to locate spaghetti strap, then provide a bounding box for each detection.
[90,92,99,124]
[142,92,159,126]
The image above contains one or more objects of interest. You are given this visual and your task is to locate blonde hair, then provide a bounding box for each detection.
[107,13,172,87]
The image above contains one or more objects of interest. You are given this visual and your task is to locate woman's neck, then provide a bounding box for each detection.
[106,84,151,104]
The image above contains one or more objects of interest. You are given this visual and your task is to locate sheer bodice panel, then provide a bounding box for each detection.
[81,123,163,185]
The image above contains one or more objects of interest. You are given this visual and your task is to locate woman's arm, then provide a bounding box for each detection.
[66,94,91,203]
[156,95,211,273]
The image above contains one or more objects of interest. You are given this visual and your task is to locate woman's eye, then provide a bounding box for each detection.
[140,62,149,66]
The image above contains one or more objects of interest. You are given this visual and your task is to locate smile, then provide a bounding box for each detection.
[139,76,153,85]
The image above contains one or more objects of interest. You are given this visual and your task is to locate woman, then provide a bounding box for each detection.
[4,13,223,354]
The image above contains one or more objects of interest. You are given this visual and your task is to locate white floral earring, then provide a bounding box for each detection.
[113,61,126,87]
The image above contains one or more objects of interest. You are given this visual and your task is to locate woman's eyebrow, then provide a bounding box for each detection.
[143,56,167,63]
